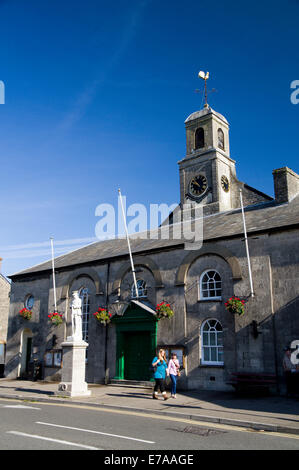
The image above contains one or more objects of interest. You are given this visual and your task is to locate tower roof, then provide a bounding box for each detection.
[185,106,228,125]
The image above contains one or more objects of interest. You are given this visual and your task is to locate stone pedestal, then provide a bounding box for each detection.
[56,337,91,397]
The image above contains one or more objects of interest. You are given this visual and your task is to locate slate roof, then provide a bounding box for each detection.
[10,195,299,279]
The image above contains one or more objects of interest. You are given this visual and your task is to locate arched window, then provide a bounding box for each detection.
[195,127,205,149]
[218,128,225,150]
[199,270,222,300]
[131,279,147,299]
[79,287,90,342]
[201,319,224,365]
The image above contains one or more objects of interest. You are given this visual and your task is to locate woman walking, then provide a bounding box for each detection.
[152,349,169,400]
[167,353,180,398]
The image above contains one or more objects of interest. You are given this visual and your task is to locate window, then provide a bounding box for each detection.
[201,319,224,365]
[79,287,90,343]
[218,128,225,150]
[131,279,147,299]
[25,295,34,310]
[195,127,205,149]
[199,270,222,300]
[159,345,185,369]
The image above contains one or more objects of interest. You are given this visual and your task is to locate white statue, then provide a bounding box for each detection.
[71,291,82,341]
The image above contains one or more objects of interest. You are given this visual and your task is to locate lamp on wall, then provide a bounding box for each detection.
[251,321,262,339]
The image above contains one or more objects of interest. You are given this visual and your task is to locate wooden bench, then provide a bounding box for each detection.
[227,372,277,394]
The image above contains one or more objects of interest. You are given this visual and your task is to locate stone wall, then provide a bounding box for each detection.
[0,274,10,344]
[5,224,299,393]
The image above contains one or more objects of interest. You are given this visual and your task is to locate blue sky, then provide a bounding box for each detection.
[0,0,298,277]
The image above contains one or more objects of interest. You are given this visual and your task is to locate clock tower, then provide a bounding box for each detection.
[178,105,236,215]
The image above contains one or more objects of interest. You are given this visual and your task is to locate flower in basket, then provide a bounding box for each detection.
[19,308,32,320]
[224,296,246,316]
[156,302,174,320]
[93,307,112,325]
[48,312,63,326]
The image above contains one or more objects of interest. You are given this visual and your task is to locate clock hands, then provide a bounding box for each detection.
[192,180,202,188]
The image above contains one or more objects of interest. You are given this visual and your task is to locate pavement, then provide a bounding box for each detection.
[0,378,298,435]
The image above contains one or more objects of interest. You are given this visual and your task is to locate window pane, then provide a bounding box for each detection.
[210,332,216,345]
[202,332,209,345]
[210,348,217,362]
[203,347,210,362]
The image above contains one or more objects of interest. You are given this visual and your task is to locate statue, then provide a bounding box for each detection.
[71,291,82,341]
[57,290,90,397]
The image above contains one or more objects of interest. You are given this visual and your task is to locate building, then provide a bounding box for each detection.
[0,258,11,377]
[4,105,299,391]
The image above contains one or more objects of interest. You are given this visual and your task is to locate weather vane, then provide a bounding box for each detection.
[195,70,216,109]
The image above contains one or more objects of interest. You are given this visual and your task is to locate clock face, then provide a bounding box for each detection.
[189,174,208,197]
[221,175,230,192]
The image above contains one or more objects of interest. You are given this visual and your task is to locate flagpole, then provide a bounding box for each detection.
[240,189,254,298]
[118,189,139,299]
[50,237,57,311]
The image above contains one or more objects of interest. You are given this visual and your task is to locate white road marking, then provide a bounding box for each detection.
[36,421,155,444]
[6,431,100,450]
[3,404,40,410]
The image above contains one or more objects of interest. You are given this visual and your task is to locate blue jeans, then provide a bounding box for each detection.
[170,374,177,395]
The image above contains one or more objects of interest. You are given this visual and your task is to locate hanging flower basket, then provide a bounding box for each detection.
[224,296,246,316]
[93,307,112,326]
[48,312,63,326]
[19,308,32,320]
[156,302,174,320]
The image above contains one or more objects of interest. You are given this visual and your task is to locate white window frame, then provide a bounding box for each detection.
[200,318,224,366]
[198,270,222,301]
[79,287,90,343]
[131,279,147,299]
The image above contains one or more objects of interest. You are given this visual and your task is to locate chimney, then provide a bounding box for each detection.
[272,167,299,204]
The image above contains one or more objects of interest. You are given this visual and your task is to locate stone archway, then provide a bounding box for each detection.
[175,243,242,286]
[61,267,104,299]
[112,256,164,296]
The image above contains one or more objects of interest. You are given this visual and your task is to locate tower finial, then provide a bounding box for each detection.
[198,70,210,108]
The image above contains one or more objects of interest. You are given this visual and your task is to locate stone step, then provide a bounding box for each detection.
[109,379,154,389]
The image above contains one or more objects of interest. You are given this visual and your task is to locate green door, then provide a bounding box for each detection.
[124,331,152,381]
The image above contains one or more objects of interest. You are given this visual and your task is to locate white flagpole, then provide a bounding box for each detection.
[240,189,254,298]
[50,237,57,311]
[118,189,139,299]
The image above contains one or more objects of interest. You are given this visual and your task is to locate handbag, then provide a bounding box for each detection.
[177,369,181,377]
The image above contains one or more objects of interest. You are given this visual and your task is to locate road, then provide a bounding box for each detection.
[0,398,299,451]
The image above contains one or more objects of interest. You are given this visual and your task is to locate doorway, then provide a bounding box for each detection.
[124,331,152,381]
[20,328,33,378]
[113,304,157,382]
